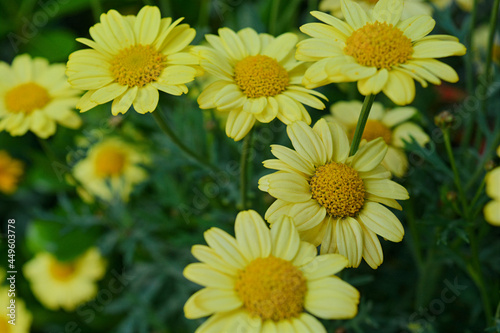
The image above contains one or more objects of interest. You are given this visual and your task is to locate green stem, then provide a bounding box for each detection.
[469,177,486,212]
[479,0,500,114]
[151,109,218,172]
[466,230,493,325]
[465,0,478,95]
[405,199,424,272]
[198,0,210,27]
[90,0,103,22]
[465,131,500,190]
[462,0,479,145]
[442,129,469,217]
[238,130,253,210]
[269,0,281,35]
[159,0,172,16]
[349,94,376,156]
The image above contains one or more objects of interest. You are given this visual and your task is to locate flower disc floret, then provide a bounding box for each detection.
[235,256,307,321]
[110,44,166,87]
[234,55,289,98]
[5,82,51,114]
[310,162,365,217]
[344,22,413,70]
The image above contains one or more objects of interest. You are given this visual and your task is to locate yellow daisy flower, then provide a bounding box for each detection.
[195,28,326,141]
[0,54,82,138]
[484,146,500,226]
[66,6,199,115]
[296,0,466,105]
[184,210,359,332]
[259,119,409,268]
[72,137,149,202]
[326,100,430,177]
[0,271,32,333]
[0,151,24,194]
[23,247,106,311]
[319,0,432,21]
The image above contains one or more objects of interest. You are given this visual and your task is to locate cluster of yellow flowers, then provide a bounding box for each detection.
[0,0,477,331]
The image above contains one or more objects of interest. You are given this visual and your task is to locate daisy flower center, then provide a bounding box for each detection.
[344,22,413,70]
[235,256,307,321]
[0,318,11,333]
[234,55,289,98]
[358,120,392,144]
[110,44,166,87]
[4,82,51,114]
[49,260,76,281]
[94,148,126,177]
[310,162,365,217]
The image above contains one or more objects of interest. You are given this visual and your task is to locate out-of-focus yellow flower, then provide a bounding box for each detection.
[326,101,429,177]
[259,119,409,268]
[72,137,149,202]
[484,146,500,226]
[184,210,359,332]
[0,54,81,138]
[0,268,32,333]
[195,27,326,141]
[23,248,106,311]
[0,151,24,194]
[297,0,466,105]
[319,0,432,21]
[67,6,199,115]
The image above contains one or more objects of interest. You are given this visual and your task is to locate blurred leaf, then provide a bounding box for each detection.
[26,220,100,261]
[25,29,77,62]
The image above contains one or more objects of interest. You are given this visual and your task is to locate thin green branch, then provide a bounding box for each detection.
[442,129,469,217]
[349,94,376,156]
[269,0,281,35]
[238,130,253,210]
[90,0,103,22]
[151,108,219,173]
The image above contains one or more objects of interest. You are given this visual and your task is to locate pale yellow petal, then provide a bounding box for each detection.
[134,5,160,44]
[305,276,359,318]
[301,254,348,280]
[235,210,271,261]
[364,178,409,200]
[382,70,416,105]
[340,0,370,30]
[270,216,301,261]
[361,224,384,269]
[191,245,238,276]
[358,201,405,242]
[335,217,363,267]
[350,137,388,172]
[183,263,235,288]
[184,288,242,319]
[270,144,315,175]
[287,121,327,166]
[133,85,159,114]
[372,0,403,25]
[266,172,311,203]
[206,229,249,271]
[225,110,255,141]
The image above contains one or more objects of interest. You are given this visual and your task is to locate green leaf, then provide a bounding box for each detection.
[26,220,100,261]
[24,29,77,62]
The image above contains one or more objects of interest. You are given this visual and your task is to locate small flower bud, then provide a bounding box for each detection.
[485,160,496,171]
[446,191,457,202]
[434,111,455,128]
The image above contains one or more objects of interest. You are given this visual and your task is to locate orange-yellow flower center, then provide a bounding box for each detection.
[110,44,166,87]
[344,22,413,70]
[4,82,51,114]
[0,317,11,333]
[235,256,307,321]
[0,151,23,195]
[49,260,76,281]
[94,148,127,177]
[234,55,289,98]
[310,162,365,217]
[358,120,392,144]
